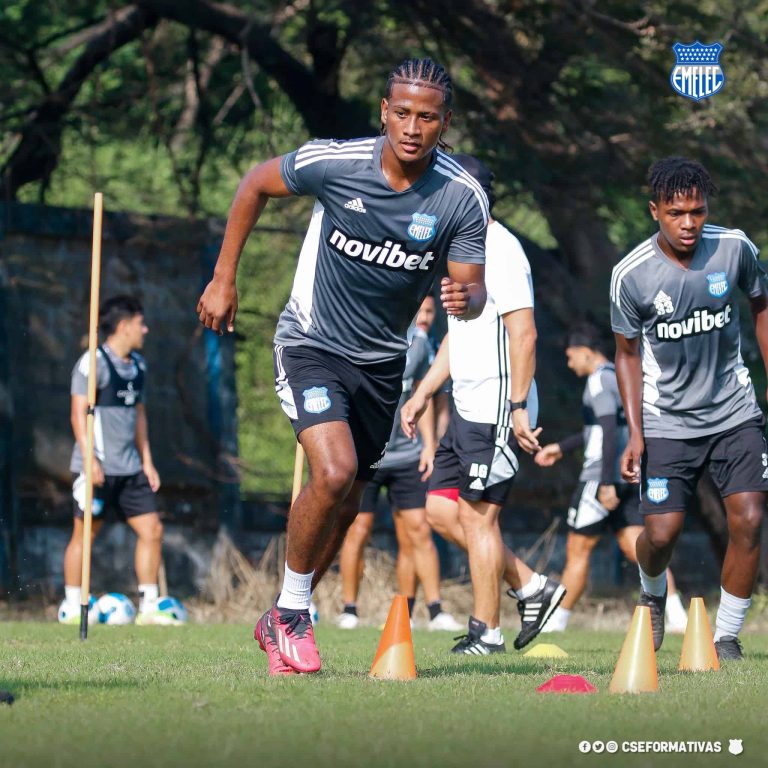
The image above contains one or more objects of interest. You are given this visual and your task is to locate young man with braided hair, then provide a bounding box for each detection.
[611,157,768,660]
[198,58,490,675]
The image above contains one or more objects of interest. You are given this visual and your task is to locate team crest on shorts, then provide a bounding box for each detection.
[407,212,437,241]
[302,386,331,414]
[646,477,670,504]
[670,42,725,101]
[706,271,729,298]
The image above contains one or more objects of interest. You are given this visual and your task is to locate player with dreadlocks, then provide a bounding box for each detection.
[611,157,768,660]
[198,58,490,675]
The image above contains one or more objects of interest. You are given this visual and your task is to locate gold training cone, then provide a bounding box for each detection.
[678,597,720,672]
[524,643,569,658]
[369,595,416,680]
[609,606,659,694]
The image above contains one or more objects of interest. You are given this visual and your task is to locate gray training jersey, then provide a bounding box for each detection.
[275,136,488,364]
[70,345,145,476]
[610,224,766,438]
[580,363,628,483]
[378,327,431,470]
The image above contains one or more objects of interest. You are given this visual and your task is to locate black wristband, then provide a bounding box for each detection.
[508,400,527,411]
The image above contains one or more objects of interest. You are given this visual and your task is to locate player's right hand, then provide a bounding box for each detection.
[197,276,238,334]
[534,443,562,467]
[401,392,429,440]
[92,459,105,487]
[620,434,644,484]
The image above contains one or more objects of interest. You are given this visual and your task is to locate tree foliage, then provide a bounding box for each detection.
[3,0,768,493]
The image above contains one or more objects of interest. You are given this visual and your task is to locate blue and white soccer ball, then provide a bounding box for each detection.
[309,601,320,625]
[57,595,99,625]
[97,593,137,625]
[155,596,188,624]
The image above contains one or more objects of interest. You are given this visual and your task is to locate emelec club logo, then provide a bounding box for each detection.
[328,228,437,272]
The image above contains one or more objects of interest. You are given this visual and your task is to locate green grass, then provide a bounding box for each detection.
[1,623,766,767]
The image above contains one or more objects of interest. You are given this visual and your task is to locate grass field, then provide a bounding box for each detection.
[1,622,766,768]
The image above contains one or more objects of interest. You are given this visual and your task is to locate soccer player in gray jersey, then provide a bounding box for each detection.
[536,325,687,633]
[197,58,489,675]
[611,157,768,660]
[62,296,171,626]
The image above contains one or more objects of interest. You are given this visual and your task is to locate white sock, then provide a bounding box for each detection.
[515,573,545,600]
[545,606,571,631]
[277,564,314,610]
[714,588,751,642]
[139,583,159,611]
[480,626,503,644]
[665,592,687,624]
[639,565,667,597]
[65,585,81,605]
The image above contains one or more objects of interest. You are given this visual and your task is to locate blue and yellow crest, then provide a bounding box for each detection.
[407,212,437,242]
[706,271,729,298]
[670,42,725,101]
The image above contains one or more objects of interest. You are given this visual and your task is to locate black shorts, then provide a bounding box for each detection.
[641,417,768,514]
[567,481,642,535]
[429,410,520,506]
[72,472,157,521]
[360,461,428,513]
[274,344,404,481]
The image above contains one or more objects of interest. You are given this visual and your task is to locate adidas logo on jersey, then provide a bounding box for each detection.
[328,228,436,272]
[656,304,732,341]
[344,197,366,213]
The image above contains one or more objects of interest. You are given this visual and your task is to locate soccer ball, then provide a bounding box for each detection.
[58,595,99,625]
[310,601,320,625]
[155,596,188,624]
[97,593,137,625]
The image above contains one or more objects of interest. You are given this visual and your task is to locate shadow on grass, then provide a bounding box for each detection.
[0,677,146,701]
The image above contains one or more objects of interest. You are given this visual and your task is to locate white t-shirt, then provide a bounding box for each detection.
[448,220,538,425]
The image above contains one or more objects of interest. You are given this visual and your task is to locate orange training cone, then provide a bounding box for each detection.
[369,595,416,680]
[678,597,720,672]
[609,606,659,694]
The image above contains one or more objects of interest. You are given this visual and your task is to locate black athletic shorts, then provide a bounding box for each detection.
[567,481,642,535]
[640,416,768,514]
[360,460,428,513]
[429,409,520,506]
[274,344,404,481]
[72,471,156,521]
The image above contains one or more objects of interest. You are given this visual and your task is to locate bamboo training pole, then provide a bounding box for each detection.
[80,192,103,641]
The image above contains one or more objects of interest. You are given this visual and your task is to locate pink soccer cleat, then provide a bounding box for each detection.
[254,609,296,676]
[270,603,322,673]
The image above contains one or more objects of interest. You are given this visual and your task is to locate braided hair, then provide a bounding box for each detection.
[648,157,718,203]
[383,58,453,150]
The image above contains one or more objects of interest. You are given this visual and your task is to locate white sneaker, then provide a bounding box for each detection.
[428,611,464,632]
[665,593,688,634]
[335,612,360,629]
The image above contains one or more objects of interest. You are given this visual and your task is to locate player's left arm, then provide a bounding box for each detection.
[442,262,486,320]
[135,403,161,492]
[739,237,768,401]
[401,335,450,439]
[502,308,542,454]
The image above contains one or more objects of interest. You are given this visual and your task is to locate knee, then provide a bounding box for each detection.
[347,514,373,543]
[314,460,357,499]
[139,517,163,544]
[566,537,595,564]
[730,504,764,548]
[403,518,432,547]
[644,524,678,552]
[458,504,494,533]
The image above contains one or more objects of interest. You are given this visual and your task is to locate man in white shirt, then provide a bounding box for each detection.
[402,155,565,654]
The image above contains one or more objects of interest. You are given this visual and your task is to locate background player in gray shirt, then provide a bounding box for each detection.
[611,157,768,659]
[62,296,170,626]
[535,325,687,633]
[197,58,488,675]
